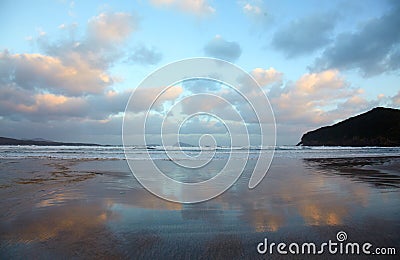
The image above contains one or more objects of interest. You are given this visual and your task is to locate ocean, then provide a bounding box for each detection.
[1,145,399,160]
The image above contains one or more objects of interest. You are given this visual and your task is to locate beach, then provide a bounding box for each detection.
[0,147,399,259]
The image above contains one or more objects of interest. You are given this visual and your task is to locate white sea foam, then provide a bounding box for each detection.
[0,145,399,160]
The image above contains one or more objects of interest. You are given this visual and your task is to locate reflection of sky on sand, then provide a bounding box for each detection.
[36,189,86,208]
[0,201,162,258]
[81,158,398,233]
[1,202,115,243]
[1,157,399,257]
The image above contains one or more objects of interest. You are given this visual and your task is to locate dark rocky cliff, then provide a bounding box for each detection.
[297,107,400,146]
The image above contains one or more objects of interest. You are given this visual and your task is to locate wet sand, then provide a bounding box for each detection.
[0,156,399,259]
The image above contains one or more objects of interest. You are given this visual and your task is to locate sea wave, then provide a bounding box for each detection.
[0,145,399,160]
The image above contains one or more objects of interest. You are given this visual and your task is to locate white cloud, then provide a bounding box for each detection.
[149,0,215,16]
[243,3,262,15]
[238,0,272,28]
[126,86,184,113]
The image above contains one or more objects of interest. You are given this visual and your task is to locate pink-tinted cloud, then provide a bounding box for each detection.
[267,69,383,144]
[0,51,113,96]
[269,69,357,125]
[0,85,88,120]
[391,91,400,106]
[86,12,137,48]
[251,67,282,87]
[1,11,139,97]
[16,93,87,116]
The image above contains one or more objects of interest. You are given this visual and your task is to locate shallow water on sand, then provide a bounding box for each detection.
[0,154,399,259]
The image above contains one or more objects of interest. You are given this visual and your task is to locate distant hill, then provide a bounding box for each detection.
[173,142,195,147]
[0,137,101,146]
[28,138,53,142]
[297,107,400,146]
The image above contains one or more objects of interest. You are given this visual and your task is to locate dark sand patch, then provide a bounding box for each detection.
[304,156,400,188]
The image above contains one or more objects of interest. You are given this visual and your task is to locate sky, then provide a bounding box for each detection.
[0,0,399,145]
